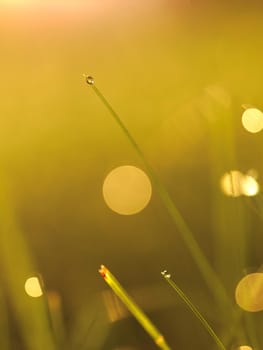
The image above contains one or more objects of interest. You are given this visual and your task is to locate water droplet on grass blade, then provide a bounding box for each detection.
[85,75,94,85]
[161,270,171,278]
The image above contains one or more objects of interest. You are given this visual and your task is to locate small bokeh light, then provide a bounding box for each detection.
[235,272,263,312]
[24,276,43,298]
[220,170,259,197]
[102,165,152,215]
[220,170,244,197]
[47,291,61,310]
[241,107,263,133]
[237,346,253,350]
[241,175,259,196]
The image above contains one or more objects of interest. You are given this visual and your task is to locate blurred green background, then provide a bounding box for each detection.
[0,0,263,349]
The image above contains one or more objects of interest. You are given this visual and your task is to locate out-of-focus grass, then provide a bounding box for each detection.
[0,173,56,350]
[0,1,263,349]
[0,287,10,350]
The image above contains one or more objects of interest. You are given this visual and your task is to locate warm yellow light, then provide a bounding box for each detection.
[220,170,259,197]
[220,170,243,197]
[0,0,36,4]
[241,175,259,197]
[24,277,43,298]
[242,107,263,133]
[235,272,263,312]
[102,165,152,215]
[238,346,253,350]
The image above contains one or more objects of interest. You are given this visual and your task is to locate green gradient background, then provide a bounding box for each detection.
[0,1,263,349]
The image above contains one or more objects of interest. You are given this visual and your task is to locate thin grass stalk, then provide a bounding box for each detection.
[161,271,226,350]
[85,77,230,309]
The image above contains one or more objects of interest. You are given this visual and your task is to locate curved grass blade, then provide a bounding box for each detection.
[85,75,230,308]
[161,270,226,350]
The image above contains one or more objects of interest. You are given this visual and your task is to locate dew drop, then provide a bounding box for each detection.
[161,270,171,278]
[86,75,94,85]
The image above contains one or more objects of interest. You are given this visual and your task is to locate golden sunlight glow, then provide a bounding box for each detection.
[24,277,43,298]
[220,170,243,197]
[238,346,253,350]
[242,108,263,133]
[235,272,263,312]
[241,175,259,196]
[102,165,152,215]
[0,0,36,4]
[220,170,259,197]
